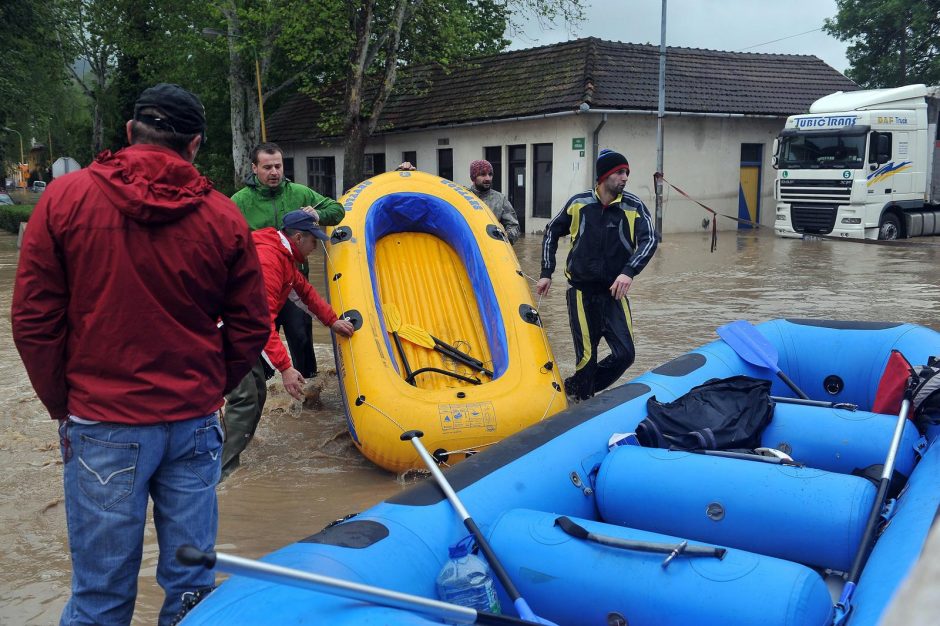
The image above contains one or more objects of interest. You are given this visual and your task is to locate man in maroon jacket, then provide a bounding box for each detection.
[11,84,270,626]
[221,209,355,475]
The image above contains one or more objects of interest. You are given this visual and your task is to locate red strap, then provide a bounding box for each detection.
[872,350,913,415]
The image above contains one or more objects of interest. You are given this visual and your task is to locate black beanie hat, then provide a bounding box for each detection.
[596,149,630,182]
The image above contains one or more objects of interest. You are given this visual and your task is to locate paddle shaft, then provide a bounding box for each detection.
[835,396,912,623]
[391,331,416,386]
[405,434,520,597]
[776,371,810,400]
[434,343,493,376]
[847,396,911,584]
[402,431,553,625]
[175,546,538,626]
[555,517,725,558]
[771,396,857,410]
[433,336,486,369]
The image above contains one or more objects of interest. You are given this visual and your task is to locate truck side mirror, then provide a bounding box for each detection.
[771,138,779,169]
[869,132,891,165]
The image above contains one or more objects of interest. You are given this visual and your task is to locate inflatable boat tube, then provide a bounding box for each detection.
[488,508,834,626]
[595,445,877,571]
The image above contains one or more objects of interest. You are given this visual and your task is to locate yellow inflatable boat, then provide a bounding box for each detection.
[326,171,567,472]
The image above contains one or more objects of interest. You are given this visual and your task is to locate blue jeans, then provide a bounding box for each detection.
[59,414,223,626]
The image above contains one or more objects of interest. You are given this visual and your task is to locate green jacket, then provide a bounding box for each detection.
[231,176,345,231]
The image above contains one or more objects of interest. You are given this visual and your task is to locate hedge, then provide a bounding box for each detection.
[0,205,33,234]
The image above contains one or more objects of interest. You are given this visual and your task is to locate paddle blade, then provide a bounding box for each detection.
[398,324,436,349]
[382,302,402,332]
[716,320,781,374]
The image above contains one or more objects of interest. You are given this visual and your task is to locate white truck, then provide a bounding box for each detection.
[773,84,940,240]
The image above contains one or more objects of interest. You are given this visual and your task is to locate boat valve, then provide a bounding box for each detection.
[569,471,593,496]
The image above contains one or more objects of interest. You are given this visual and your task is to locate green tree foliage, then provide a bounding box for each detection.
[0,1,74,181]
[825,0,940,87]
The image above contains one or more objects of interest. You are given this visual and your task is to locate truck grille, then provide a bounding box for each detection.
[779,178,852,205]
[791,205,837,234]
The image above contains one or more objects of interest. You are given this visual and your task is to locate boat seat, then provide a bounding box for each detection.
[487,508,834,626]
[595,445,877,572]
[760,403,920,477]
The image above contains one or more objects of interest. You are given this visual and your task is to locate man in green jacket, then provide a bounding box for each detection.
[231,142,345,380]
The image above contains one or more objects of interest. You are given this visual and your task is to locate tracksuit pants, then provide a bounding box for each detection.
[564,287,636,401]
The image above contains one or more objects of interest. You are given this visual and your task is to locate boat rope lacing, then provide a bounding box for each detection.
[518,269,564,417]
[320,240,407,434]
[434,440,499,468]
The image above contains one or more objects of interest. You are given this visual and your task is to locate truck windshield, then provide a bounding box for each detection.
[778,133,867,169]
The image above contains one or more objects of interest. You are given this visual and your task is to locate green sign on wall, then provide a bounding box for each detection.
[572,137,585,150]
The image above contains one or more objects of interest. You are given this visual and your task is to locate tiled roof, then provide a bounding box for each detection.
[268,37,858,142]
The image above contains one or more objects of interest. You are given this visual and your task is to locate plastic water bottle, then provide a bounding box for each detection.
[608,432,640,450]
[436,535,501,614]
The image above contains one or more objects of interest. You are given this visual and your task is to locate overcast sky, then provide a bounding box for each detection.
[509,0,850,74]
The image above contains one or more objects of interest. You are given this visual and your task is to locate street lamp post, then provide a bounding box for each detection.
[2,126,26,189]
[202,28,267,141]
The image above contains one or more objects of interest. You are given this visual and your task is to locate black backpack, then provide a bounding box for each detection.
[637,376,774,450]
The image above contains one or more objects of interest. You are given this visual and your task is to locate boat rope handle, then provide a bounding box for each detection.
[432,440,499,467]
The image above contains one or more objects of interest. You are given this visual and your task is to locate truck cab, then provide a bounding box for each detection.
[773,84,940,240]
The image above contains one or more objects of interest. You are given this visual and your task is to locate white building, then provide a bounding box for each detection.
[267,38,857,236]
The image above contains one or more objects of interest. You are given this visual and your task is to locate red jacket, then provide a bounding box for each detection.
[12,144,270,424]
[252,228,339,371]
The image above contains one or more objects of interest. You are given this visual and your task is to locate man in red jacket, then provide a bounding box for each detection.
[11,84,269,626]
[221,209,356,475]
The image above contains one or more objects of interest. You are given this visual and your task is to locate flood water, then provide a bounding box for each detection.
[2,226,939,624]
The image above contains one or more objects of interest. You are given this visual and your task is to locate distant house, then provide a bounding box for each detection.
[267,37,857,235]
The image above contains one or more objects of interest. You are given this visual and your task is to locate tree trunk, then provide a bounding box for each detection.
[91,99,104,155]
[343,119,368,193]
[222,11,262,187]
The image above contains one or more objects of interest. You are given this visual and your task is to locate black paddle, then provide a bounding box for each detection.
[401,430,557,626]
[176,545,541,626]
[383,304,416,386]
[716,320,810,399]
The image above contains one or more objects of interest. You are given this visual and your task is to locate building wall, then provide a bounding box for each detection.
[278,112,787,236]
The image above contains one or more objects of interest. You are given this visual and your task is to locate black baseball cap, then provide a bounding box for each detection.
[133,83,206,135]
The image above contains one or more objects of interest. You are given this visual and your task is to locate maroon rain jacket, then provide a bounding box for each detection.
[12,144,270,424]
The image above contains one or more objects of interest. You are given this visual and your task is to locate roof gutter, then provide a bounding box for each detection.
[376,106,785,134]
[295,106,787,143]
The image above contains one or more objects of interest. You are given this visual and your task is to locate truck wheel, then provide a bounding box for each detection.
[878,213,900,240]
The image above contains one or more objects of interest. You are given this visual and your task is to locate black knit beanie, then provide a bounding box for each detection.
[596,149,630,182]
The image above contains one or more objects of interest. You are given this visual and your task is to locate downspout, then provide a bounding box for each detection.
[591,112,608,182]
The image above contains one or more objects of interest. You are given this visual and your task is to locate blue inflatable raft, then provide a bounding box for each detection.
[181,319,940,626]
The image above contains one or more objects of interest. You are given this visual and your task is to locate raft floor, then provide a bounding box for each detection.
[375,232,492,390]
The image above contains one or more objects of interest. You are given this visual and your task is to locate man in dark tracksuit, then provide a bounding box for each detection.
[537,149,658,402]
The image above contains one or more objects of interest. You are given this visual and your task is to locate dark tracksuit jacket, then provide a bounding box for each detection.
[540,187,658,397]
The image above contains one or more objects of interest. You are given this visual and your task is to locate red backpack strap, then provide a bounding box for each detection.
[872,350,914,414]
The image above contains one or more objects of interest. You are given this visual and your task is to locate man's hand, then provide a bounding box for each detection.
[281,367,305,400]
[332,318,355,337]
[610,274,633,300]
[300,206,320,222]
[536,277,552,296]
[396,161,416,171]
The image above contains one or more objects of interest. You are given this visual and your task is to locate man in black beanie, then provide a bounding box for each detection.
[536,149,658,402]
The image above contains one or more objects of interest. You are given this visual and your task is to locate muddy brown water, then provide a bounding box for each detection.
[2,227,939,624]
